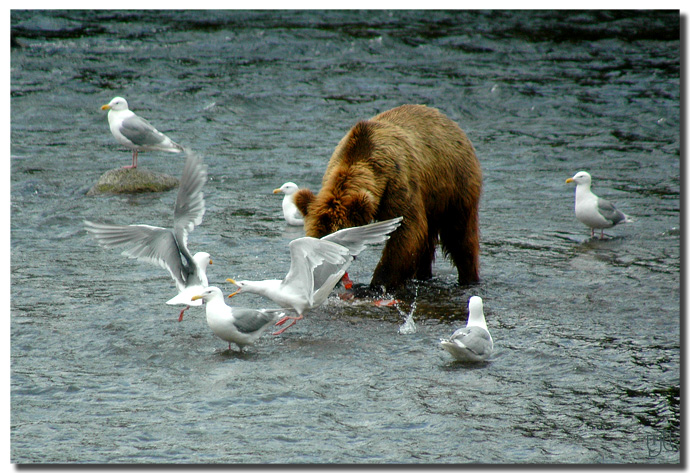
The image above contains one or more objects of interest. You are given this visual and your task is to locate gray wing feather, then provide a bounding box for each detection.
[597,198,626,225]
[84,220,187,290]
[282,238,351,306]
[120,115,167,147]
[311,259,350,294]
[232,308,284,334]
[173,150,207,244]
[83,153,208,292]
[322,217,403,256]
[450,327,493,357]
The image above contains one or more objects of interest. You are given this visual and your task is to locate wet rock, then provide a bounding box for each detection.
[87,167,179,195]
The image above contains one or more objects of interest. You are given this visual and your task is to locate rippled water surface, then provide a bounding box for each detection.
[10,10,680,464]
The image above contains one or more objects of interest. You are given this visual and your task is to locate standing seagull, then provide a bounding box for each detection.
[226,217,403,334]
[191,287,286,352]
[85,151,210,321]
[566,171,631,239]
[273,182,304,226]
[101,96,184,169]
[440,296,493,362]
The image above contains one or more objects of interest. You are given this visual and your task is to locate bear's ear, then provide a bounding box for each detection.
[293,188,315,217]
[344,191,376,227]
[342,121,376,165]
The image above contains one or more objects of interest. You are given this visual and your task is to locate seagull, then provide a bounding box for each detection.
[226,217,403,335]
[101,96,184,169]
[566,171,631,238]
[85,150,210,321]
[273,182,304,226]
[440,296,493,362]
[191,287,287,352]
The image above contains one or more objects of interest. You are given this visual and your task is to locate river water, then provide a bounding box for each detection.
[10,10,680,464]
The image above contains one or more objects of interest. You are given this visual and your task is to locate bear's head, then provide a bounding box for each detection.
[294,120,383,237]
[294,184,376,238]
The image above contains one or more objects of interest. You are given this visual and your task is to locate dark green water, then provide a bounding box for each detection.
[11,10,680,464]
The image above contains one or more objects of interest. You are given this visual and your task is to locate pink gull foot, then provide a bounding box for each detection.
[122,150,139,169]
[272,315,303,335]
[178,305,190,322]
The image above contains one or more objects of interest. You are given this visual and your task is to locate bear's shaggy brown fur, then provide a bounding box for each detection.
[294,104,482,290]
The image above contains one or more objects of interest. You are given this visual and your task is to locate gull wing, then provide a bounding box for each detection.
[84,220,187,291]
[448,326,493,358]
[310,264,350,308]
[173,150,207,249]
[232,308,285,334]
[322,217,403,256]
[282,237,351,307]
[596,197,627,225]
[119,114,168,147]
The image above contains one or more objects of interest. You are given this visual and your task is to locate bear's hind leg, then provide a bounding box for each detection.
[439,208,480,284]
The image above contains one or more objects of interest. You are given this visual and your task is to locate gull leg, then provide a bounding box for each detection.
[178,305,190,322]
[123,150,138,169]
[273,315,303,335]
[272,320,296,335]
[275,314,303,326]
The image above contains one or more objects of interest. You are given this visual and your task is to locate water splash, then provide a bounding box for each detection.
[398,308,417,334]
[397,286,418,335]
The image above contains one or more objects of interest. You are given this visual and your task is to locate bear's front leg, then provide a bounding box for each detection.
[369,224,430,290]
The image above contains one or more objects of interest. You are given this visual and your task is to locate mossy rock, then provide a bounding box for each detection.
[87,168,179,195]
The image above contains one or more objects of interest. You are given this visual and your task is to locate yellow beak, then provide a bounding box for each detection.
[225,278,240,298]
[191,295,203,301]
[209,259,213,265]
[101,104,111,111]
[565,178,574,184]
[273,188,282,194]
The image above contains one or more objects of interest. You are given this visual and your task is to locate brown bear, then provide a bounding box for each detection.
[294,104,482,290]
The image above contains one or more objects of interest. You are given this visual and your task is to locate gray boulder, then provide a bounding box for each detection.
[87,168,179,195]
